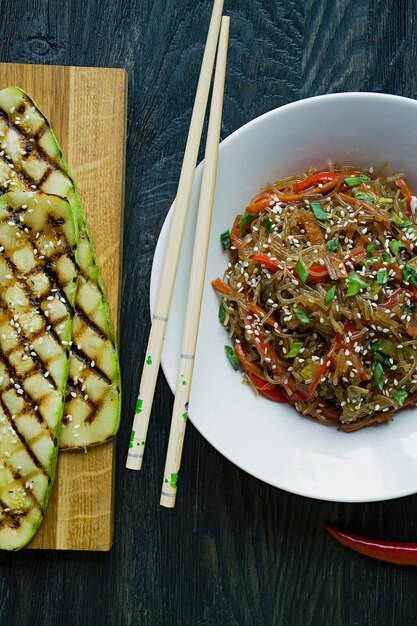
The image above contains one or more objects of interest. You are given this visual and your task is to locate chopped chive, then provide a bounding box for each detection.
[293,307,310,324]
[370,341,382,352]
[402,264,417,285]
[382,250,392,263]
[389,239,406,255]
[374,353,392,366]
[224,346,239,370]
[238,213,256,227]
[377,268,389,285]
[366,244,376,255]
[359,174,371,182]
[344,176,363,187]
[346,273,369,297]
[285,340,304,359]
[218,303,226,324]
[400,221,413,229]
[310,201,328,221]
[354,191,373,202]
[265,216,273,232]
[220,229,231,250]
[373,362,385,391]
[326,238,339,252]
[393,389,408,406]
[325,285,336,304]
[295,259,309,284]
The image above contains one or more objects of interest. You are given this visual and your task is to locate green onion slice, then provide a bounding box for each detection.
[359,174,371,182]
[393,389,408,406]
[377,268,389,285]
[354,191,373,202]
[285,340,304,359]
[389,239,406,255]
[224,345,239,370]
[218,303,226,324]
[346,273,369,297]
[265,216,273,233]
[325,285,336,304]
[345,176,363,187]
[295,259,309,284]
[382,251,392,263]
[310,201,328,221]
[373,362,385,391]
[238,213,256,227]
[400,221,413,229]
[220,229,231,250]
[327,238,339,252]
[366,244,376,255]
[293,307,310,324]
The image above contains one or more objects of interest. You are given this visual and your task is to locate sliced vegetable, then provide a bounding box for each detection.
[220,229,231,250]
[325,523,417,566]
[265,216,273,232]
[389,239,406,255]
[359,174,371,182]
[293,308,310,324]
[344,176,363,187]
[0,87,121,451]
[248,373,286,403]
[325,285,336,304]
[245,191,275,215]
[377,268,389,285]
[230,214,243,249]
[310,201,328,221]
[224,346,239,370]
[354,191,373,202]
[302,213,325,245]
[366,244,376,255]
[373,362,385,390]
[238,213,256,227]
[211,277,231,295]
[0,191,78,550]
[250,254,279,273]
[393,389,408,406]
[285,341,304,359]
[346,273,369,297]
[382,251,392,263]
[218,303,226,324]
[295,259,309,284]
[327,238,339,252]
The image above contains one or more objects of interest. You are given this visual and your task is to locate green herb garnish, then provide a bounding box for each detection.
[238,213,256,227]
[400,221,413,229]
[325,285,336,304]
[359,174,371,183]
[370,341,381,352]
[402,264,417,287]
[327,238,339,252]
[293,308,310,324]
[346,273,369,297]
[377,268,389,285]
[389,239,406,255]
[220,229,231,250]
[265,216,273,233]
[354,191,373,202]
[345,176,363,187]
[393,389,408,406]
[295,259,309,284]
[218,303,226,324]
[285,340,304,359]
[310,201,328,221]
[224,346,239,370]
[373,362,385,390]
[382,251,392,263]
[366,244,376,255]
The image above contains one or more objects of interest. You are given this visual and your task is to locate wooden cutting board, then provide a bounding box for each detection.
[0,62,126,550]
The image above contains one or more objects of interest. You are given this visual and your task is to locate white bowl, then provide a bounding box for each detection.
[151,92,417,502]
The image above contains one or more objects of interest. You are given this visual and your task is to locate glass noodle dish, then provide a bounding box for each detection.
[212,165,417,431]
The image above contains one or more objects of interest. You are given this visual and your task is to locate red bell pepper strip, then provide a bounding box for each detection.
[245,190,276,215]
[230,214,243,249]
[325,523,417,566]
[248,373,286,402]
[292,171,341,193]
[250,254,281,273]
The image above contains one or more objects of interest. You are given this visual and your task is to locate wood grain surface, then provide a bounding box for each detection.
[0,62,126,551]
[1,0,417,625]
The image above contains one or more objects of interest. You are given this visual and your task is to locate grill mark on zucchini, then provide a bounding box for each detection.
[70,346,111,385]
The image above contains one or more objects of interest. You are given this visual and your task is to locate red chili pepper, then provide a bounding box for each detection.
[325,523,417,566]
[292,171,353,193]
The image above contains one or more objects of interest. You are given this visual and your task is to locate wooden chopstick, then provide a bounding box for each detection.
[126,0,224,471]
[160,15,230,508]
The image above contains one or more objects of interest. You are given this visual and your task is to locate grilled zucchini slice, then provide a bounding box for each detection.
[0,191,77,550]
[0,87,121,449]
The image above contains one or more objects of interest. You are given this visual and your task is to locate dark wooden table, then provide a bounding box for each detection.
[1,1,417,624]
